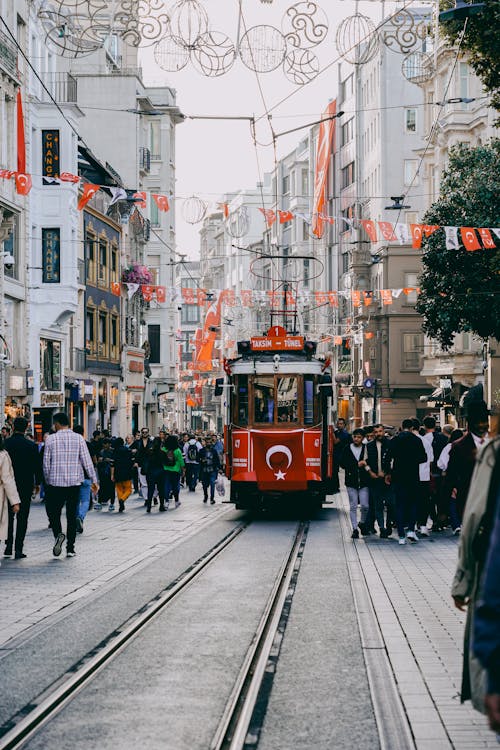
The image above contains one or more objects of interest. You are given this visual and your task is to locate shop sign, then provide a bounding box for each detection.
[42,228,61,283]
[40,392,64,407]
[42,129,60,184]
[129,360,144,373]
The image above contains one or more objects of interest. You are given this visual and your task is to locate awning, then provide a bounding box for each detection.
[419,387,443,403]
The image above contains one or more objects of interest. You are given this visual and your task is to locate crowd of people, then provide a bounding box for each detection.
[332,402,489,545]
[0,414,225,561]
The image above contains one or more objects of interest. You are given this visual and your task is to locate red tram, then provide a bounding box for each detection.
[217,327,335,512]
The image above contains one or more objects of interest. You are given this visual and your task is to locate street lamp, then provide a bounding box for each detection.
[385,196,411,210]
[439,0,485,22]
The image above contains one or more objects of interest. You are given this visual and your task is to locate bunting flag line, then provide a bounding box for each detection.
[258,207,276,228]
[152,194,170,212]
[78,183,100,211]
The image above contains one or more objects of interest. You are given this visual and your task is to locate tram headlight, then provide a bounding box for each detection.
[273,354,280,371]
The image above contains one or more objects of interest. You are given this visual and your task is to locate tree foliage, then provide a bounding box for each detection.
[440,0,500,115]
[416,140,500,348]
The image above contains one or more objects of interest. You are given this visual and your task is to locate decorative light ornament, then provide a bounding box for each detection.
[239,25,287,73]
[282,2,329,49]
[226,206,250,238]
[182,195,208,224]
[401,51,435,85]
[154,34,190,72]
[192,31,237,77]
[335,13,379,65]
[283,48,320,85]
[382,9,430,55]
[169,0,209,50]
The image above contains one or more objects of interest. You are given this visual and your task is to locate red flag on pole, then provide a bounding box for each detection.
[152,194,170,212]
[77,184,100,210]
[17,90,26,174]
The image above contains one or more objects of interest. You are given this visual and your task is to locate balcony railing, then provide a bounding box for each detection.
[0,28,17,79]
[42,72,77,104]
[139,146,151,173]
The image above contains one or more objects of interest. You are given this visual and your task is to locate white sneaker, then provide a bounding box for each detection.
[406,531,418,542]
[419,526,430,537]
[398,537,407,545]
[453,526,461,535]
[94,503,102,511]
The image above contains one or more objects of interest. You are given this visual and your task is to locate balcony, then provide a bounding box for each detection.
[0,28,17,80]
[139,146,151,173]
[41,72,78,104]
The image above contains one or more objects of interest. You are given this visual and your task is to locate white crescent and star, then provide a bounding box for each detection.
[265,445,292,480]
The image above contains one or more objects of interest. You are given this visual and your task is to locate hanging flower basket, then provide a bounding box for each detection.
[122,262,152,285]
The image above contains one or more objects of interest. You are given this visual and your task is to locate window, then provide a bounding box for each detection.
[342,74,354,102]
[236,375,248,425]
[86,307,96,355]
[85,233,96,284]
[282,174,290,195]
[303,376,315,425]
[402,332,423,370]
[40,339,61,391]
[254,377,275,423]
[277,377,298,422]
[98,311,108,357]
[182,304,199,324]
[342,251,349,274]
[110,315,119,360]
[98,238,107,283]
[150,191,160,226]
[303,258,310,288]
[148,324,160,363]
[341,118,354,146]
[301,169,308,196]
[110,245,118,282]
[150,120,161,159]
[405,108,417,133]
[404,159,419,186]
[341,162,355,189]
[459,63,469,109]
[302,221,309,241]
[3,211,19,280]
[404,272,419,304]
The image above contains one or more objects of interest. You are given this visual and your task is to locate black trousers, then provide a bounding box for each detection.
[45,485,80,552]
[7,491,32,553]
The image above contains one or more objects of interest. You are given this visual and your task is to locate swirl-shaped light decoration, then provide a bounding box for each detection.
[382,9,430,56]
[192,31,237,77]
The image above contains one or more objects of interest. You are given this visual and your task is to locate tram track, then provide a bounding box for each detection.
[0,519,309,750]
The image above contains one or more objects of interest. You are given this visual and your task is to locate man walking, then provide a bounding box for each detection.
[366,424,393,538]
[4,417,43,559]
[43,412,98,558]
[411,418,434,537]
[133,427,152,500]
[332,418,352,494]
[339,428,370,539]
[183,434,202,492]
[385,418,427,545]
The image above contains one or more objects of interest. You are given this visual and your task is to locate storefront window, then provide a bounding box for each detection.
[277,377,298,422]
[40,339,61,391]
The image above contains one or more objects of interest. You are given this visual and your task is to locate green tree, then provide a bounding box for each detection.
[416,140,500,348]
[440,0,500,114]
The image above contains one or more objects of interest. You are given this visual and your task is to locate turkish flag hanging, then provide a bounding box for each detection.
[156,286,166,303]
[422,224,439,237]
[59,172,80,184]
[78,183,100,210]
[380,289,393,305]
[133,191,147,208]
[252,430,307,491]
[312,100,336,239]
[152,194,170,212]
[17,90,26,174]
[378,221,396,241]
[258,208,276,227]
[142,285,154,302]
[0,169,14,180]
[360,220,378,242]
[477,228,496,249]
[460,227,481,251]
[410,224,424,249]
[278,210,294,224]
[15,172,32,196]
[363,291,373,306]
[319,213,335,225]
[333,336,342,345]
[110,282,121,296]
[351,290,362,307]
[218,202,229,219]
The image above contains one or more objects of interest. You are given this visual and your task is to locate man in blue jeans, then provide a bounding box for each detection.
[73,425,93,533]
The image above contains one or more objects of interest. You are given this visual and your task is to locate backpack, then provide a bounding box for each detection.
[164,449,176,467]
[187,443,198,462]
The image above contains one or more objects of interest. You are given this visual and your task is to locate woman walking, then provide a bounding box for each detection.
[0,435,20,562]
[112,438,135,513]
[163,434,185,509]
[145,438,167,513]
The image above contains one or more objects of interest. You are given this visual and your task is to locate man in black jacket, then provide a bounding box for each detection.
[366,424,393,538]
[339,428,370,539]
[4,417,43,559]
[385,418,427,545]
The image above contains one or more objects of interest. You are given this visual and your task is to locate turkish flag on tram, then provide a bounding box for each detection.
[78,183,100,210]
[252,430,307,491]
[152,194,170,212]
[460,227,481,251]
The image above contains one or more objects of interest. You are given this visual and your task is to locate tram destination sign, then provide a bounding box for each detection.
[250,336,305,351]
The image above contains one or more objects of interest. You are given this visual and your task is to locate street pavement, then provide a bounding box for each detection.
[0,484,232,649]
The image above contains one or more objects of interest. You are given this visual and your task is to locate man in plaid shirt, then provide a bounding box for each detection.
[43,412,98,558]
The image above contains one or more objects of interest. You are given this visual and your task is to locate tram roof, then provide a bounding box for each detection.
[229,350,325,375]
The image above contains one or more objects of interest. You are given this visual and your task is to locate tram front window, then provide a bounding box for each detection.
[277,377,298,422]
[254,377,274,423]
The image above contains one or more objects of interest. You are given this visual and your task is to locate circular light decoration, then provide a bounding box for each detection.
[383,9,430,56]
[182,195,208,224]
[283,48,320,85]
[239,25,287,73]
[154,35,190,71]
[401,51,435,85]
[226,206,250,238]
[169,0,209,50]
[37,0,104,58]
[282,2,329,49]
[192,31,236,77]
[335,13,379,65]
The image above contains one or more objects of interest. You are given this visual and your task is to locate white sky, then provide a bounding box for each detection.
[140,0,396,257]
